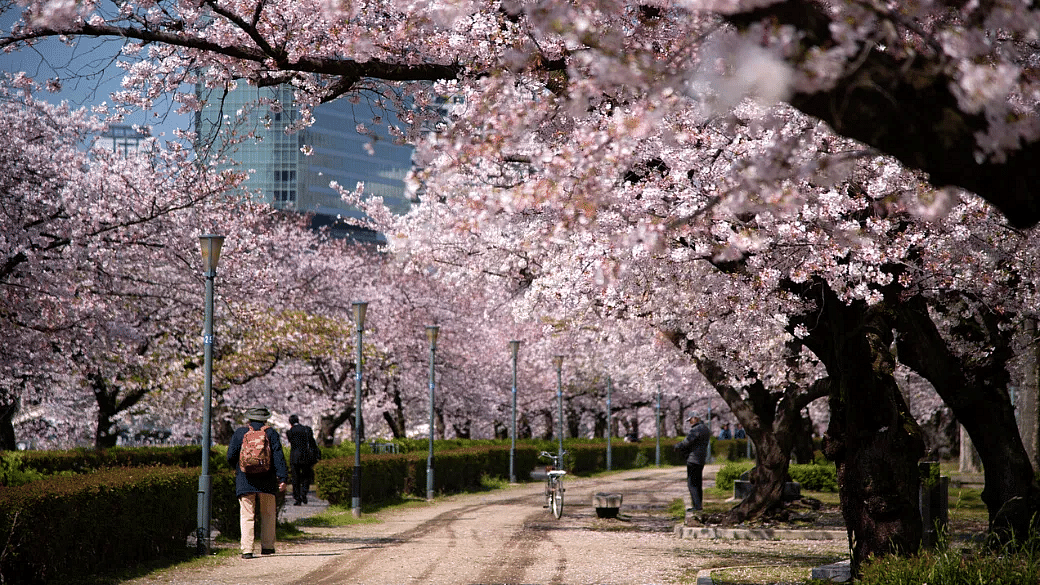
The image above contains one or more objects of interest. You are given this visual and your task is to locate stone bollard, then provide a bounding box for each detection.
[593,492,623,518]
[919,461,949,548]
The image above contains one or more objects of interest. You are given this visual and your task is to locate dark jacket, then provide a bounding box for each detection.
[674,421,710,465]
[227,421,289,497]
[286,423,320,467]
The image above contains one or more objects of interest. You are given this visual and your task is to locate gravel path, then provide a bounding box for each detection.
[126,466,849,585]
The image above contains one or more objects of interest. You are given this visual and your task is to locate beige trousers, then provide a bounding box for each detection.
[239,492,276,554]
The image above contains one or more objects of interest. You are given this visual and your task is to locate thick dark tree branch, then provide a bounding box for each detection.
[728,0,1040,227]
[2,22,461,95]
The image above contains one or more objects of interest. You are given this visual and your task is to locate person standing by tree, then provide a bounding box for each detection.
[286,414,321,505]
[227,406,288,559]
[718,423,732,440]
[674,413,710,512]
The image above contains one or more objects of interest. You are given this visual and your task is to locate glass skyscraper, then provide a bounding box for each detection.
[195,83,415,241]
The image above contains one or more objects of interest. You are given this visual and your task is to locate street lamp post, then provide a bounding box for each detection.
[552,355,564,465]
[606,376,613,471]
[196,234,224,556]
[426,325,440,501]
[352,301,368,518]
[655,385,662,467]
[707,401,714,464]
[509,341,521,484]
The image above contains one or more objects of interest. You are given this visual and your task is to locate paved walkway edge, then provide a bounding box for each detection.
[695,560,851,585]
[674,524,848,540]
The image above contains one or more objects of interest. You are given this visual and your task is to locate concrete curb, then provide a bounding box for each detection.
[675,524,848,540]
[694,561,851,584]
[681,525,851,585]
[695,568,715,585]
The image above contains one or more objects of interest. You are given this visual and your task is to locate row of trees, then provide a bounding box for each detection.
[4,0,1040,576]
[0,77,710,453]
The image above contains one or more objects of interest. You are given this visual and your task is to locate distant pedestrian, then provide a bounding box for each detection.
[674,412,710,511]
[734,423,746,439]
[718,423,732,440]
[286,414,321,505]
[227,406,288,559]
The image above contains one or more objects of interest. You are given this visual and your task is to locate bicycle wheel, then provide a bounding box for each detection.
[550,478,564,519]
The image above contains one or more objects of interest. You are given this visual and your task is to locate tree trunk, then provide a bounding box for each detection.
[493,420,508,440]
[793,413,815,464]
[435,407,445,440]
[540,409,554,441]
[382,411,404,438]
[381,383,407,438]
[797,286,924,575]
[662,331,828,525]
[90,374,149,449]
[625,415,640,441]
[894,295,1040,541]
[566,405,580,439]
[517,412,532,439]
[0,395,18,451]
[318,408,353,447]
[670,397,692,436]
[959,427,982,473]
[1016,318,1040,471]
[452,418,471,439]
[592,411,607,439]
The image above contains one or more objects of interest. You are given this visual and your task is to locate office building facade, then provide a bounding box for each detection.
[195,83,415,241]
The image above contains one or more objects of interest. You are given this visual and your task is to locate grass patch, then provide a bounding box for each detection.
[479,473,510,491]
[61,547,237,585]
[859,534,1040,585]
[667,497,687,521]
[296,503,389,527]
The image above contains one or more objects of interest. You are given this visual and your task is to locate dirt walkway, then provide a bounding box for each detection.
[127,466,848,585]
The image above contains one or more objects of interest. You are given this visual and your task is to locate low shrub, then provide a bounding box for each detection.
[0,466,229,584]
[715,461,755,490]
[0,451,46,486]
[714,461,837,492]
[712,438,753,461]
[0,445,228,485]
[789,463,838,492]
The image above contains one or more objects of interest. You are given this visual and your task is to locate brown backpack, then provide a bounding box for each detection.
[239,425,272,474]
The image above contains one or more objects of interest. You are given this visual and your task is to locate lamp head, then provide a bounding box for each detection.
[509,340,521,359]
[352,301,368,329]
[552,355,564,370]
[199,234,225,273]
[426,325,440,349]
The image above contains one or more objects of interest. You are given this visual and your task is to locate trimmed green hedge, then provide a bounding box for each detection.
[0,465,237,584]
[315,445,544,505]
[315,439,686,506]
[0,445,229,486]
[0,438,682,581]
[714,461,838,492]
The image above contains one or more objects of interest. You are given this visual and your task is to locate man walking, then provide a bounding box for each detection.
[674,412,710,511]
[227,406,288,559]
[286,414,321,505]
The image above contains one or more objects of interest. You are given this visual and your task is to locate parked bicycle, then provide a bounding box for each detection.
[539,450,567,518]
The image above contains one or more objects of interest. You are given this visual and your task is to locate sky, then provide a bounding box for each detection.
[0,9,192,139]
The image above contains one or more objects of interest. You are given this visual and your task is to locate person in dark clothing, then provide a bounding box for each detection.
[674,412,710,511]
[718,423,732,440]
[285,414,321,505]
[226,406,288,559]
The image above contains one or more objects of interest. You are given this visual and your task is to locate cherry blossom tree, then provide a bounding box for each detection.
[4,0,1040,573]
[0,77,254,448]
